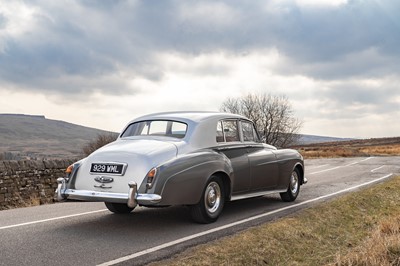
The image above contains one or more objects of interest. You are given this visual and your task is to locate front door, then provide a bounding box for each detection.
[247,145,279,190]
[240,121,279,190]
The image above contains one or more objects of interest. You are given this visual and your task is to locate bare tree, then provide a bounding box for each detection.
[82,133,118,156]
[220,93,302,147]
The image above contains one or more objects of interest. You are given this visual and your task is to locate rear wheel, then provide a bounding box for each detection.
[280,168,300,202]
[105,202,134,214]
[190,175,225,223]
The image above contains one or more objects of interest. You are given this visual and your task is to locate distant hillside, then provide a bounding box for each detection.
[0,114,117,160]
[291,136,400,158]
[296,134,354,145]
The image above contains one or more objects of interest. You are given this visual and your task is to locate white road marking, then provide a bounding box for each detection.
[371,165,385,173]
[309,166,341,175]
[97,173,394,266]
[306,164,328,169]
[345,157,374,167]
[0,209,108,230]
[309,157,374,175]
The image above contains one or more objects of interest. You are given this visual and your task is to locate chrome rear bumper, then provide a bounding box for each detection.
[56,178,161,208]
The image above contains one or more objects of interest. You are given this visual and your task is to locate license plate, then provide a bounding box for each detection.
[90,163,126,175]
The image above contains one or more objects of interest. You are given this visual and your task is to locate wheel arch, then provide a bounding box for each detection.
[294,162,305,185]
[211,171,231,201]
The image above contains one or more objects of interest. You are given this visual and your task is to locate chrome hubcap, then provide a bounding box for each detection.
[290,171,299,195]
[205,181,221,214]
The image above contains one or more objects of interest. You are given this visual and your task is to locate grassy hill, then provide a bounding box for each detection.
[0,114,116,160]
[291,137,400,158]
[296,134,353,145]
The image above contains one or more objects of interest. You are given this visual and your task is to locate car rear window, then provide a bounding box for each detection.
[121,120,187,139]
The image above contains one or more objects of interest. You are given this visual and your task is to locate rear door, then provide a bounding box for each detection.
[216,120,251,194]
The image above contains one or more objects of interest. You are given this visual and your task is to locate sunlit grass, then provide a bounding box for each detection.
[330,215,400,266]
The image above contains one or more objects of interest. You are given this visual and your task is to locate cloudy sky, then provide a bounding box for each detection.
[0,0,399,138]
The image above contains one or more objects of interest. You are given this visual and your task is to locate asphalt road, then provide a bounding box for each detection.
[1,156,399,266]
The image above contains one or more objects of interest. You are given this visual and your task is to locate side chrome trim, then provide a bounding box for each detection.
[230,189,287,201]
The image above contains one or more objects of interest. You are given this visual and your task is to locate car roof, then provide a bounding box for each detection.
[122,111,255,149]
[131,111,248,124]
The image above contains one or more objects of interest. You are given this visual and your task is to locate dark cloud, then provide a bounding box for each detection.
[0,0,399,95]
[0,0,160,94]
[309,80,400,120]
[268,1,400,79]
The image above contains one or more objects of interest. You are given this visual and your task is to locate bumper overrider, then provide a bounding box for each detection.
[56,178,162,208]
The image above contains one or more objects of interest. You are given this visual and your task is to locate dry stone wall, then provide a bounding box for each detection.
[0,159,75,210]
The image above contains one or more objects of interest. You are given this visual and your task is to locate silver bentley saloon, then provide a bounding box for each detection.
[56,111,306,223]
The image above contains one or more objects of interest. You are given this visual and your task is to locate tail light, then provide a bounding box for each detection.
[146,168,157,189]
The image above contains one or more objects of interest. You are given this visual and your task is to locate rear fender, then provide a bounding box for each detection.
[145,150,233,206]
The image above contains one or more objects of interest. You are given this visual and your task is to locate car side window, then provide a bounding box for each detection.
[216,121,224,142]
[222,120,240,142]
[170,122,187,138]
[242,121,258,142]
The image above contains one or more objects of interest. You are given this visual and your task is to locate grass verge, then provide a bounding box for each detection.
[150,176,400,266]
